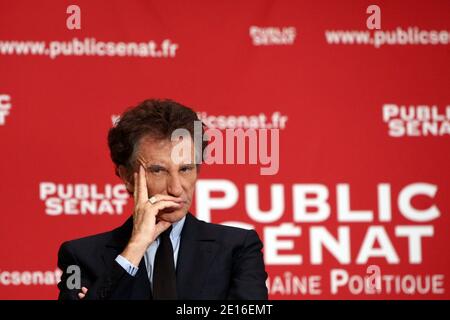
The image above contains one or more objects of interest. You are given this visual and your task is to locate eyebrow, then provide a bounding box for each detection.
[146,164,167,170]
[180,163,196,168]
[146,163,195,170]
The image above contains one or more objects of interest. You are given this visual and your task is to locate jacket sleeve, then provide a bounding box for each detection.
[227,230,269,300]
[57,241,135,300]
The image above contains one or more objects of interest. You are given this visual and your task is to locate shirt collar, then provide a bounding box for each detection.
[169,215,186,241]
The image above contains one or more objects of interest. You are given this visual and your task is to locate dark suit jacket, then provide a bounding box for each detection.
[57,213,268,300]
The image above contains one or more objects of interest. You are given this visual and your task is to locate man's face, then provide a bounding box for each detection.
[123,135,198,223]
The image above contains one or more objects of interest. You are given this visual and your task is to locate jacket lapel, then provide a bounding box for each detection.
[176,213,220,299]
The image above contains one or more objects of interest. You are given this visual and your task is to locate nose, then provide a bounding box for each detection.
[167,174,183,197]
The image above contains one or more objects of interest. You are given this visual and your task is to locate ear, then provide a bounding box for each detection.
[118,165,134,193]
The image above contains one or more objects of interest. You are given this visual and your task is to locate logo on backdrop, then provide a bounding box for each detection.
[39,182,129,216]
[0,94,12,126]
[249,26,296,46]
[325,7,449,48]
[382,103,450,137]
[112,112,289,130]
[0,269,61,286]
[0,38,179,59]
[195,180,444,296]
[197,111,288,130]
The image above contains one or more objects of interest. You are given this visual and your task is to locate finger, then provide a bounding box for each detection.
[154,220,172,238]
[81,287,88,294]
[78,292,85,299]
[153,200,183,212]
[138,165,148,206]
[133,172,138,201]
[149,194,184,203]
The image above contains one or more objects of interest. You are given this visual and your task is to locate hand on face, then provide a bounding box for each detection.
[129,165,185,248]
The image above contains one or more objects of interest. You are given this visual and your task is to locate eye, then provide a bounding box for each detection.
[147,165,165,174]
[180,166,194,173]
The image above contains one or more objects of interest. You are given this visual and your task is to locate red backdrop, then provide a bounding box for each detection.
[0,0,449,299]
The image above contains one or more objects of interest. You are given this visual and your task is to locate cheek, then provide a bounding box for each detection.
[182,174,197,196]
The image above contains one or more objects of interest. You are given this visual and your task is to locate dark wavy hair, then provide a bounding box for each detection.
[107,99,207,178]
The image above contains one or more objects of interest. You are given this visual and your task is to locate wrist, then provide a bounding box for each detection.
[120,240,149,266]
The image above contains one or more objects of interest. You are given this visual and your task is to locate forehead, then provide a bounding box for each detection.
[135,135,195,164]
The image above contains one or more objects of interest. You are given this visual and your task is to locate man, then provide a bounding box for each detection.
[57,99,268,300]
